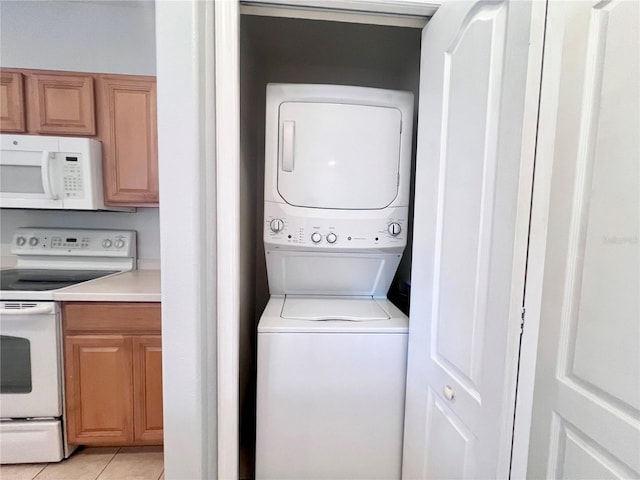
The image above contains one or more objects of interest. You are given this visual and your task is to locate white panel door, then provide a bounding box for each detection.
[402,1,543,478]
[526,1,640,477]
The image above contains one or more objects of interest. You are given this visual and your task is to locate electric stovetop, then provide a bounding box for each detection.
[0,269,118,292]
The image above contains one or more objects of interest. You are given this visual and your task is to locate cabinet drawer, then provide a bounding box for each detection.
[63,302,161,334]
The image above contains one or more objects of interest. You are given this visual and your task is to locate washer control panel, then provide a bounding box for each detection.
[264,203,408,250]
[12,228,136,257]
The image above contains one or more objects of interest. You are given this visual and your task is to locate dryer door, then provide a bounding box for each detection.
[276,101,402,209]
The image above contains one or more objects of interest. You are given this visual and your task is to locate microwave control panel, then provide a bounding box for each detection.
[61,154,85,198]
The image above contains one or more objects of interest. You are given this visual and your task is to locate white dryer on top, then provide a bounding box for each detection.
[263,83,414,296]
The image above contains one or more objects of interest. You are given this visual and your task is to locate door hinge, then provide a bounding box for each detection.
[520,307,526,331]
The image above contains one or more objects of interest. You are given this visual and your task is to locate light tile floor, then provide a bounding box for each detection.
[0,446,163,480]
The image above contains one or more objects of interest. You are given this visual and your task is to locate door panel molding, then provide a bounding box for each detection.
[432,1,507,398]
[549,414,638,479]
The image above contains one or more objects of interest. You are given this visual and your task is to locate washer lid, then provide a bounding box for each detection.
[276,101,402,210]
[281,296,390,321]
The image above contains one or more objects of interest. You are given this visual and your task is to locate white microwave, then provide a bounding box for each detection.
[0,134,132,211]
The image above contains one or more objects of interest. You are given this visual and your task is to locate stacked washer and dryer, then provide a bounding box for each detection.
[255,84,414,479]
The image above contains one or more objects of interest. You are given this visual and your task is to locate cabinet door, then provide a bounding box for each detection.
[132,335,164,444]
[97,75,158,205]
[0,71,26,132]
[65,335,133,445]
[27,73,96,135]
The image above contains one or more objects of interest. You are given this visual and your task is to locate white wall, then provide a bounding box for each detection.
[0,0,159,261]
[0,0,156,75]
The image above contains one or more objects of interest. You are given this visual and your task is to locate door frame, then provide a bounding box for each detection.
[156,0,222,478]
[156,0,549,478]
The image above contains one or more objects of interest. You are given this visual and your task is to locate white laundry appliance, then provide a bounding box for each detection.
[255,84,414,479]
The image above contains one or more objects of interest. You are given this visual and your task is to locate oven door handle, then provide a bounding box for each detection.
[0,304,57,315]
[41,151,59,200]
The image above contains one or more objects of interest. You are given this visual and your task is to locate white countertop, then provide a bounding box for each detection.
[52,269,161,302]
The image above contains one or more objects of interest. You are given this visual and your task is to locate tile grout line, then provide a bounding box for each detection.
[94,447,121,480]
[31,463,48,480]
[157,468,164,480]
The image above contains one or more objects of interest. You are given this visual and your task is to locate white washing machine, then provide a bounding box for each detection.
[256,84,414,479]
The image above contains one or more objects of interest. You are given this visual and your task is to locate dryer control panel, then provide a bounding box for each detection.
[264,201,408,252]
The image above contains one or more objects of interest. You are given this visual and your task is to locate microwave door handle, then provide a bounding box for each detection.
[41,151,59,200]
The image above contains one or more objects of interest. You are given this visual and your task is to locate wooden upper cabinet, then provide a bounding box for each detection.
[0,71,26,132]
[1,68,159,206]
[97,75,158,205]
[27,73,96,135]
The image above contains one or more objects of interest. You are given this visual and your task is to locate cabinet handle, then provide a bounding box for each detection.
[0,304,56,315]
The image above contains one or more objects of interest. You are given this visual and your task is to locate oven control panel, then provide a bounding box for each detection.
[11,228,136,257]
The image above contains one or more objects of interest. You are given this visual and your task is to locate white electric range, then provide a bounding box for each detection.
[0,227,136,464]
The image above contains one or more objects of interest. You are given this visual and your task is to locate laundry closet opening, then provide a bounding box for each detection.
[239,12,422,474]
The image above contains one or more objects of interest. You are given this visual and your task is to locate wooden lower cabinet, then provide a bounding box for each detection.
[63,302,162,446]
[133,336,164,443]
[65,335,134,444]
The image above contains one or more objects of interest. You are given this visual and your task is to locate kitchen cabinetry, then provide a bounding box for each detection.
[27,73,96,135]
[0,68,158,206]
[63,302,163,446]
[97,75,159,205]
[0,71,25,132]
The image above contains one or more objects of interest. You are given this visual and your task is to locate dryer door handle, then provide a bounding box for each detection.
[282,121,295,172]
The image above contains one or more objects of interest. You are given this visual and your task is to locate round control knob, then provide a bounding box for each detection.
[16,236,26,247]
[311,232,322,243]
[28,237,39,246]
[102,239,113,248]
[388,222,402,236]
[270,218,284,233]
[114,239,125,249]
[326,233,337,244]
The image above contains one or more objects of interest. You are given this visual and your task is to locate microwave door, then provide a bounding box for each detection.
[0,148,63,209]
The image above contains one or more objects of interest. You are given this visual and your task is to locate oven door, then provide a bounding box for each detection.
[0,302,62,418]
[0,135,63,209]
